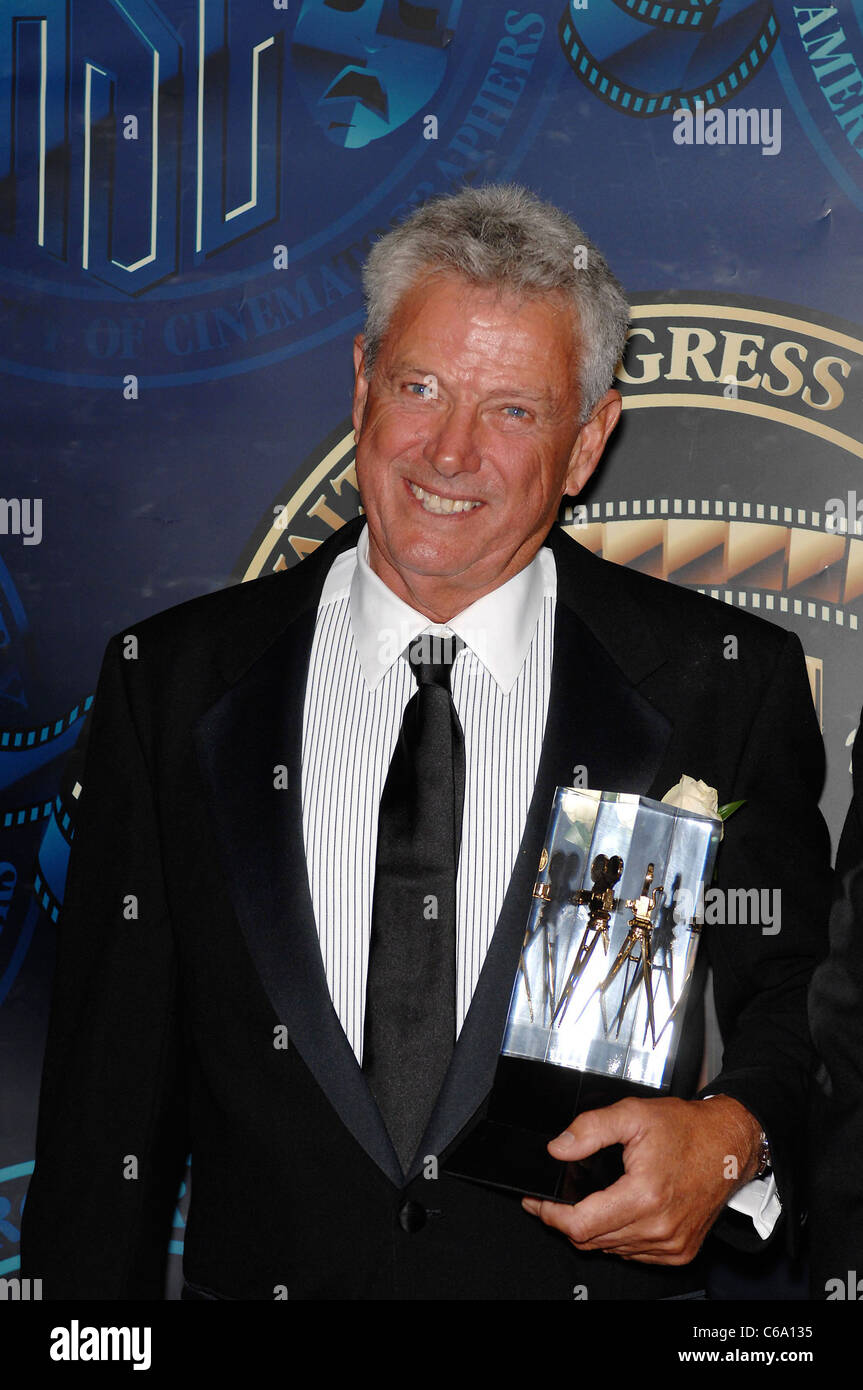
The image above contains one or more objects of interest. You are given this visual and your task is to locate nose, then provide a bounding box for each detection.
[421,404,482,478]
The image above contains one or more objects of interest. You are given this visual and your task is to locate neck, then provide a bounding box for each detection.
[366,534,546,623]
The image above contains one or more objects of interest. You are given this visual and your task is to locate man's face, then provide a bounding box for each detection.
[352,272,621,618]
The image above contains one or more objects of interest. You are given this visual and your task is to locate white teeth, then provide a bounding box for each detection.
[408,482,480,514]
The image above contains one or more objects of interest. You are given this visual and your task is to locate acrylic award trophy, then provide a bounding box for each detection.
[444,787,721,1203]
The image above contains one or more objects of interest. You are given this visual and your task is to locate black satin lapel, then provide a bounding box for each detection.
[411,601,673,1175]
[192,610,403,1187]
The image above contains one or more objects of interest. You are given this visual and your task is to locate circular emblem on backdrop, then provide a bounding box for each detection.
[774,5,863,214]
[236,296,863,838]
[0,2,548,386]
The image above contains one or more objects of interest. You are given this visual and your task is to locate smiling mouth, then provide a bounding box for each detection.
[407,480,483,515]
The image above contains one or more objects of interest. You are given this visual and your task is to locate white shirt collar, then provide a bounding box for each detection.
[319,522,556,693]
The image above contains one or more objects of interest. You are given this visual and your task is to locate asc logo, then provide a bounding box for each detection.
[0,1,546,386]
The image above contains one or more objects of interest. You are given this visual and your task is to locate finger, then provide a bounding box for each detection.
[522,1196,694,1262]
[522,1172,646,1247]
[547,1099,644,1162]
[522,1196,649,1256]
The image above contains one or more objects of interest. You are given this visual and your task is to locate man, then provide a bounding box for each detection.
[22,184,830,1300]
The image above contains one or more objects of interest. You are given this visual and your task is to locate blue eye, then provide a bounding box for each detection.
[407,382,431,397]
[504,405,528,418]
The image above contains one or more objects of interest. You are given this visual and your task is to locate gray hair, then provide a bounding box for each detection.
[360,183,629,423]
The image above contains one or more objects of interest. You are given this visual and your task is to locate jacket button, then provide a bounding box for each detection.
[398,1199,427,1233]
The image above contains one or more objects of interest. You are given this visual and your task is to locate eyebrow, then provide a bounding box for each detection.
[483,387,555,404]
[387,363,555,404]
[387,363,441,380]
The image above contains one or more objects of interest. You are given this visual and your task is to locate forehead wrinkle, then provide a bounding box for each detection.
[379,278,580,413]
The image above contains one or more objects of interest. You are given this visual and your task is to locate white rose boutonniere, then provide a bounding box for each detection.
[661,774,745,840]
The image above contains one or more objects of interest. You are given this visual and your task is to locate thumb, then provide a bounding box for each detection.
[548,1100,641,1161]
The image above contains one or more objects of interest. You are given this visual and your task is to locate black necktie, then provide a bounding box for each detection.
[362,632,466,1173]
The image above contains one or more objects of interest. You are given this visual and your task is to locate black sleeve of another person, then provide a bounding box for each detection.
[808,706,863,1295]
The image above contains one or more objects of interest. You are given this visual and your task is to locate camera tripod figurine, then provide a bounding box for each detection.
[598,863,665,1047]
[551,852,623,1027]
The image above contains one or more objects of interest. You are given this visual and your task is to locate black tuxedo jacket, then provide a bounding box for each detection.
[22,516,831,1300]
[808,704,863,1296]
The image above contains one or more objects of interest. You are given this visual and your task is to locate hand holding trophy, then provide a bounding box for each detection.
[446,785,723,1203]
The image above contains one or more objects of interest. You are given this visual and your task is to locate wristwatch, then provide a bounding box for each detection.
[755,1130,772,1178]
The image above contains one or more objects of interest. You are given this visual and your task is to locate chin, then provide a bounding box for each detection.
[387,535,473,579]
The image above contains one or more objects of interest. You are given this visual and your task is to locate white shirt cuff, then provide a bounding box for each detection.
[726,1172,782,1239]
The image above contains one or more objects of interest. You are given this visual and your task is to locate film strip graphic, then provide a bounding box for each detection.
[559,0,779,117]
[32,867,62,924]
[2,798,54,831]
[34,772,84,927]
[561,496,863,626]
[0,698,92,928]
[613,0,720,29]
[0,697,92,753]
[33,784,81,923]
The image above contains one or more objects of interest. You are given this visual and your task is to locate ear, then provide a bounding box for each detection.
[562,388,622,496]
[352,335,370,439]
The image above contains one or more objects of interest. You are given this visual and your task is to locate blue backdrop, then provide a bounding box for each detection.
[2,0,862,1295]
